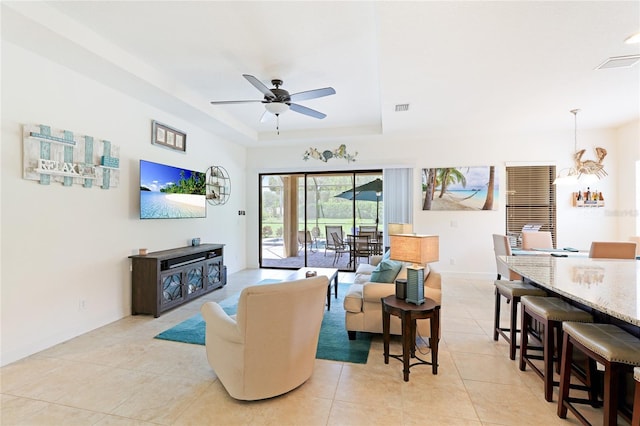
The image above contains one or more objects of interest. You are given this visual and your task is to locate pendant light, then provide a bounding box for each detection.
[553,109,581,185]
[553,109,608,185]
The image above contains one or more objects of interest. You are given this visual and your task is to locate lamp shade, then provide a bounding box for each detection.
[389,234,439,265]
[387,223,413,235]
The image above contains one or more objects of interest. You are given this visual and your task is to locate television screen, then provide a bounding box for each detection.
[139,160,206,219]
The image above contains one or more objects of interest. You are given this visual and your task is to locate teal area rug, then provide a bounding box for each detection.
[155,279,372,364]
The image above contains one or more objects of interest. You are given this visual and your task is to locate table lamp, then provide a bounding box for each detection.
[390,234,439,305]
[386,223,413,255]
[387,223,413,235]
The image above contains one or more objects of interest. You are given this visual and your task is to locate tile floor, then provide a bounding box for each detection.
[1,270,610,425]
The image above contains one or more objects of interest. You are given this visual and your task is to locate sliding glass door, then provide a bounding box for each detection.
[259,170,382,270]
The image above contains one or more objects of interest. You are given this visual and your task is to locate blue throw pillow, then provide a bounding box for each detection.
[381,249,391,261]
[370,259,402,283]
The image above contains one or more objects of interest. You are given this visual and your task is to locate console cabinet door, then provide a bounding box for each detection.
[159,269,185,311]
[185,264,204,297]
[205,258,224,290]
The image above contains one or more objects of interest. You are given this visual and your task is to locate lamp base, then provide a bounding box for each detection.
[405,266,425,305]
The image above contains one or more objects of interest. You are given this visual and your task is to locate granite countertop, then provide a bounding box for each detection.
[501,255,639,326]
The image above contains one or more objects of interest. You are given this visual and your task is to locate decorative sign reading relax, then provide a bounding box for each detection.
[22,124,120,189]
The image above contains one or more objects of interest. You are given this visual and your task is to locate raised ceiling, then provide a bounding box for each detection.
[3,1,639,146]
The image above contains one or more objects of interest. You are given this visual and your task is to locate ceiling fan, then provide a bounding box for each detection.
[210,74,336,124]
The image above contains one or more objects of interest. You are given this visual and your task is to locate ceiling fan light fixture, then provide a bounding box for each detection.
[265,102,289,115]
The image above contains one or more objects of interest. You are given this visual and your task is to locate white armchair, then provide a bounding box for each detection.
[200,276,328,400]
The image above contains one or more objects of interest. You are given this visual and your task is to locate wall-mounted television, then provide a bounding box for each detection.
[139,160,206,219]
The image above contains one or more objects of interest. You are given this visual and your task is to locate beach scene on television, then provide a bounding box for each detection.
[421,166,498,211]
[140,161,206,219]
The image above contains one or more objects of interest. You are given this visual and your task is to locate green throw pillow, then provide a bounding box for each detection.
[370,259,402,283]
[381,249,391,261]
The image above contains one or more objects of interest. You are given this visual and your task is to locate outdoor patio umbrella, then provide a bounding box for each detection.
[334,178,383,225]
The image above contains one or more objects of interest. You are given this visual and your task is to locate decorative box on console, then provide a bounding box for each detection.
[395,279,407,299]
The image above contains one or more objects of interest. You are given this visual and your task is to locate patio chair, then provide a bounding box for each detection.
[331,232,351,266]
[358,231,381,255]
[359,225,378,234]
[352,234,372,265]
[297,230,317,253]
[325,226,343,256]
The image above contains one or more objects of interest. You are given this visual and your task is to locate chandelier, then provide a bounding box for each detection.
[553,109,607,185]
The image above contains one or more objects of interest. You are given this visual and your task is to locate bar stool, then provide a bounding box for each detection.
[494,280,546,360]
[558,322,640,426]
[633,366,640,426]
[519,296,594,402]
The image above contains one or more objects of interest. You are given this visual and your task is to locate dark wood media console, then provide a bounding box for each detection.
[129,243,226,317]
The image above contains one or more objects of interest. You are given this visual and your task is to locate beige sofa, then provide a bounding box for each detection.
[343,255,441,340]
[201,276,328,400]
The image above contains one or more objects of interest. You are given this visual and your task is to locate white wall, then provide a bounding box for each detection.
[614,120,640,237]
[247,122,636,277]
[0,42,247,366]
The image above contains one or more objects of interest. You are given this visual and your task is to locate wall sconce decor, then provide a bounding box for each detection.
[303,144,357,163]
[23,123,120,190]
[205,166,230,205]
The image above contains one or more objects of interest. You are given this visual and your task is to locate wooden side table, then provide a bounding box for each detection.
[381,295,440,381]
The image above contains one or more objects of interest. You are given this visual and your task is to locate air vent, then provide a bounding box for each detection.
[595,54,640,70]
[395,103,409,112]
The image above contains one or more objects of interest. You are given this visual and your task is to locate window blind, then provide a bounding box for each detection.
[505,166,557,248]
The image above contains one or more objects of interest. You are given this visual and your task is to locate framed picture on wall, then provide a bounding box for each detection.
[421,166,498,211]
[152,121,186,152]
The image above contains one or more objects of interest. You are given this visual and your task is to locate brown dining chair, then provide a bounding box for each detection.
[588,241,637,259]
[630,236,640,257]
[521,231,553,250]
[633,367,640,426]
[492,234,521,280]
[558,322,640,426]
[492,234,546,360]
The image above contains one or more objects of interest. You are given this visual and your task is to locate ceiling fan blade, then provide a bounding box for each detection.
[243,74,276,100]
[210,100,263,105]
[289,87,336,102]
[259,110,272,123]
[289,103,327,119]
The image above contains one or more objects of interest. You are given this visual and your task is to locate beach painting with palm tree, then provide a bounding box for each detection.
[422,166,498,211]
